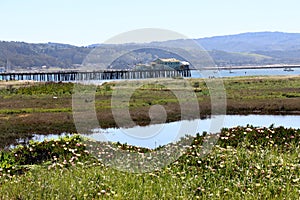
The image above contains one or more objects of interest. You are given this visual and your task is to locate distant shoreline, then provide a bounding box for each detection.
[197,64,300,70]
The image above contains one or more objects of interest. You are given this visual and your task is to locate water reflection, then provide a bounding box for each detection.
[86,115,300,149]
[6,115,300,149]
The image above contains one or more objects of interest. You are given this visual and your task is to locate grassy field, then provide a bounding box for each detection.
[0,75,299,148]
[0,125,300,199]
[0,76,299,199]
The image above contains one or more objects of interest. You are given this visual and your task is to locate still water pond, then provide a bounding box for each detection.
[33,115,300,149]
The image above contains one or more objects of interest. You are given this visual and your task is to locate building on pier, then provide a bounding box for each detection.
[134,58,190,71]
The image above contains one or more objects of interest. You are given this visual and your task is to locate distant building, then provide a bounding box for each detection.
[134,58,190,71]
[42,65,48,70]
[153,58,181,69]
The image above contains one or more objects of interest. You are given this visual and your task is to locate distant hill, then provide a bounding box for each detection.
[1,32,300,70]
[197,32,300,52]
[0,41,91,70]
[196,32,300,65]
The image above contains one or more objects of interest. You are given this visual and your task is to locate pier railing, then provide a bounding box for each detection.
[0,69,191,82]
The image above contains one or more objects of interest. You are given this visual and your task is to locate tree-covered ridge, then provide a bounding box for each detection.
[0,41,91,70]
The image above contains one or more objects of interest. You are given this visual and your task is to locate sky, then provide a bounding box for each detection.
[1,0,300,46]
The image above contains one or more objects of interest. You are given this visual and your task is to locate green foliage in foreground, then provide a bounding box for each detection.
[0,135,90,175]
[0,126,300,199]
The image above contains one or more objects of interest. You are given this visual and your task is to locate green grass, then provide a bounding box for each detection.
[0,108,72,114]
[1,126,300,199]
[1,82,74,96]
[0,76,299,111]
[222,76,300,100]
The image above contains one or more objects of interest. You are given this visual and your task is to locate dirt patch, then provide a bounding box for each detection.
[17,114,31,118]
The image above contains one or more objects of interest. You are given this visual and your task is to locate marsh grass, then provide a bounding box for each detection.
[1,126,300,199]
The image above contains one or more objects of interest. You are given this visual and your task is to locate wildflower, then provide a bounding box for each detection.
[293,178,300,183]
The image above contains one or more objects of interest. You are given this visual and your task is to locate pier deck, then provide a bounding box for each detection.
[0,69,191,82]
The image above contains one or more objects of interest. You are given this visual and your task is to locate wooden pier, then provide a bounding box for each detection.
[0,69,191,82]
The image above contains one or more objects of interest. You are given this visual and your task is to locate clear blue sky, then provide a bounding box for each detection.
[1,0,300,46]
